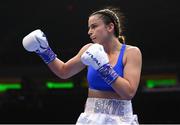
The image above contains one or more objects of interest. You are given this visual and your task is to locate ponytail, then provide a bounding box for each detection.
[118,35,125,43]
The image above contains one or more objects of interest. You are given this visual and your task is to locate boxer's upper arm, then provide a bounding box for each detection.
[63,43,93,78]
[123,47,142,96]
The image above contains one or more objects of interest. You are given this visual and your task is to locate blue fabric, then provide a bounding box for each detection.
[97,63,119,85]
[87,44,126,91]
[36,47,57,64]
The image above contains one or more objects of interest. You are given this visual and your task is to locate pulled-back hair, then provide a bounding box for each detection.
[90,7,126,43]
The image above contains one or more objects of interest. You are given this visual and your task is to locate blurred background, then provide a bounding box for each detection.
[0,0,180,124]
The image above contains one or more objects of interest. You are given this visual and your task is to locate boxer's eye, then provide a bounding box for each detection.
[91,25,97,29]
[89,24,98,30]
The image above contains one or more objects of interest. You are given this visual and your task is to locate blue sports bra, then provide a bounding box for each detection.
[87,44,126,91]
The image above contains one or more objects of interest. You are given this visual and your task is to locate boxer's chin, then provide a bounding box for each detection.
[92,38,100,44]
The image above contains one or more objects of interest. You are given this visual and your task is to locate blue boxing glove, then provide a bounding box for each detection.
[22,29,57,64]
[81,43,119,85]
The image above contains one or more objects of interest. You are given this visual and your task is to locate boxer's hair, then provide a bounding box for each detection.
[90,7,126,43]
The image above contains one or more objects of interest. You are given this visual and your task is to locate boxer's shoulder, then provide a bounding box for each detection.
[78,43,93,56]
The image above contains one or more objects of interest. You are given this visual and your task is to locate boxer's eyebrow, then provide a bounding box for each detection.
[88,23,98,29]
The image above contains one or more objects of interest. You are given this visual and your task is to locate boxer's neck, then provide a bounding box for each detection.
[102,37,121,54]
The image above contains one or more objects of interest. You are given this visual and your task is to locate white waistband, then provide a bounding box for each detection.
[84,98,133,117]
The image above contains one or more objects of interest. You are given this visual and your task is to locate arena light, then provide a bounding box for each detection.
[146,79,177,88]
[46,82,74,89]
[0,83,22,92]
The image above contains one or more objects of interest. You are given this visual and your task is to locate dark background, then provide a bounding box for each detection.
[0,0,180,124]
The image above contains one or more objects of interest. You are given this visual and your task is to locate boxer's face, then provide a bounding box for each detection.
[88,14,114,44]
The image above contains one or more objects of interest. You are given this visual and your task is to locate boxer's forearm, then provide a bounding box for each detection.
[48,58,66,78]
[48,56,86,79]
[111,77,135,100]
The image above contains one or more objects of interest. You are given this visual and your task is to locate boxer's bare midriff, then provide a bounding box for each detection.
[88,88,123,100]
